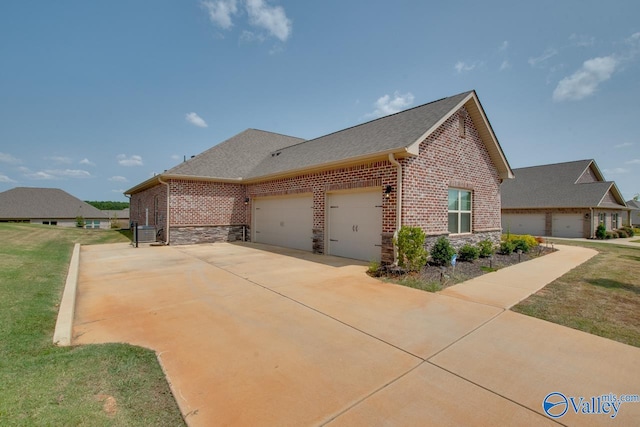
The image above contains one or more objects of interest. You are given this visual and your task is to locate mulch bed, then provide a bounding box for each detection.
[379,246,556,287]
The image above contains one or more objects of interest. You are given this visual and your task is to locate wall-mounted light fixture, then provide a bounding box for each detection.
[244,197,250,205]
[384,185,393,198]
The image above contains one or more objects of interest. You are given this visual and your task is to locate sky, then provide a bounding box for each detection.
[1,1,639,202]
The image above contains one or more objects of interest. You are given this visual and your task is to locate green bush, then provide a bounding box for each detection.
[75,216,85,228]
[394,226,428,271]
[477,239,495,258]
[499,240,515,255]
[620,226,635,237]
[458,244,479,262]
[605,231,617,239]
[502,233,538,248]
[512,239,530,253]
[617,229,628,238]
[367,259,381,276]
[430,236,456,266]
[596,224,606,239]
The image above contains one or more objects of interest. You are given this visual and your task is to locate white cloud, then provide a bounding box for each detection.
[45,169,92,178]
[49,156,72,165]
[117,154,143,167]
[79,158,96,166]
[368,91,415,118]
[111,189,125,194]
[109,175,128,183]
[454,61,481,74]
[615,142,634,148]
[625,159,640,164]
[245,0,292,42]
[552,56,617,102]
[25,171,56,180]
[569,33,595,47]
[603,167,629,175]
[499,60,511,71]
[528,48,558,67]
[201,0,238,29]
[240,30,265,43]
[185,112,208,128]
[0,152,21,164]
[499,40,509,51]
[0,174,16,183]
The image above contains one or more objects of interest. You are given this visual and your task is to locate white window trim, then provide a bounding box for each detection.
[448,188,472,235]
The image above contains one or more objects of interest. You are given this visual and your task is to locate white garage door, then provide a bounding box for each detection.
[502,213,546,236]
[327,190,382,262]
[253,194,313,251]
[552,214,585,238]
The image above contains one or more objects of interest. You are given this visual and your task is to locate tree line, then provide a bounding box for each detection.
[85,201,130,210]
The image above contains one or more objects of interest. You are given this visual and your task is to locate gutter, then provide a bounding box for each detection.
[590,207,594,238]
[388,153,402,265]
[158,176,170,245]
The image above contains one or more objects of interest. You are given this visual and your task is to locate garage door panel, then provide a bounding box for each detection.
[254,195,313,251]
[552,214,584,238]
[328,191,382,262]
[502,214,545,236]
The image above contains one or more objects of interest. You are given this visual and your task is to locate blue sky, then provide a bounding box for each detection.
[1,1,638,202]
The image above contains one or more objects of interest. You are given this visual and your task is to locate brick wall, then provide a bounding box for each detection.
[130,184,167,240]
[402,107,502,242]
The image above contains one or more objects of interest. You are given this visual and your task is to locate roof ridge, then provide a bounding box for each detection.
[512,159,593,171]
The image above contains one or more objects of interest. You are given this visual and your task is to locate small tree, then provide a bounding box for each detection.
[596,223,606,240]
[430,236,456,266]
[75,216,85,228]
[394,226,428,271]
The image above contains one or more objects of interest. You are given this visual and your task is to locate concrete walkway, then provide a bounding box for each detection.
[547,236,640,248]
[72,242,640,426]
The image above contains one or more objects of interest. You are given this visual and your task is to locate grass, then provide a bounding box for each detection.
[0,223,184,426]
[512,239,640,348]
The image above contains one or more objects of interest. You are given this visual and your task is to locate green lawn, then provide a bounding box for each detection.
[0,223,184,426]
[512,239,640,348]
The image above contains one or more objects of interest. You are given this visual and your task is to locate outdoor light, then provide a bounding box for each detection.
[384,185,393,198]
[244,197,250,205]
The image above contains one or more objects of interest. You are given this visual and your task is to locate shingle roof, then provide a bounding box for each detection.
[501,160,627,209]
[627,199,640,210]
[246,91,473,179]
[0,187,108,220]
[166,129,305,179]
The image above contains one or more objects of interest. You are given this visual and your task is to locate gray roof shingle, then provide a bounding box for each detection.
[0,187,109,220]
[166,129,305,179]
[501,160,626,209]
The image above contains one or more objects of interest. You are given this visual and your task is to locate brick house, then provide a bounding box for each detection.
[501,159,629,238]
[126,90,513,264]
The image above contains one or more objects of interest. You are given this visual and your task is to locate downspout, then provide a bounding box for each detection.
[158,177,170,245]
[388,153,402,265]
[589,207,594,239]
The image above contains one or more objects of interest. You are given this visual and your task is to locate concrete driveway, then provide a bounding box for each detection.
[73,242,640,426]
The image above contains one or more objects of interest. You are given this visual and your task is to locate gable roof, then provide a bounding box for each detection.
[126,90,513,194]
[501,159,628,209]
[0,187,109,220]
[627,199,640,210]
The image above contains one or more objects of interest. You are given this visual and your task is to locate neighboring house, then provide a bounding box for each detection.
[126,90,513,263]
[627,199,640,227]
[0,187,110,229]
[501,159,629,238]
[102,208,130,229]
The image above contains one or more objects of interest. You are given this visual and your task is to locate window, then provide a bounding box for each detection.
[448,189,472,234]
[611,213,618,229]
[598,213,605,224]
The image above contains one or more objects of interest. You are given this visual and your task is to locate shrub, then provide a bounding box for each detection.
[499,240,515,255]
[502,233,538,249]
[617,229,628,238]
[511,239,530,253]
[477,239,495,258]
[458,244,479,262]
[394,226,428,271]
[605,231,617,239]
[595,224,606,239]
[75,216,85,228]
[430,236,456,266]
[621,226,635,237]
[367,260,381,277]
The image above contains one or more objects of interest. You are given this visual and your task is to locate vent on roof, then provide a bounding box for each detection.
[271,151,281,157]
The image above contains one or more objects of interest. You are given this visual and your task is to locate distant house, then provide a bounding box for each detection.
[501,160,629,238]
[102,208,130,229]
[627,199,640,227]
[0,187,110,229]
[126,90,514,263]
